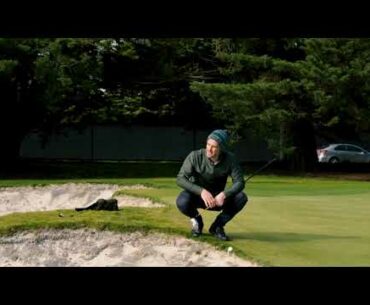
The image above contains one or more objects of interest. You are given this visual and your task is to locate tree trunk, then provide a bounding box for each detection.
[289,118,318,172]
[279,123,284,161]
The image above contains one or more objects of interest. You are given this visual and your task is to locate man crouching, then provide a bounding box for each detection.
[176,129,248,241]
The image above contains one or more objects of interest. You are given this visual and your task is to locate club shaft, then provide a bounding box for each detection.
[245,158,276,182]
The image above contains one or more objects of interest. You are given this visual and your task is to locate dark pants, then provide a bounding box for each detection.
[176,190,248,228]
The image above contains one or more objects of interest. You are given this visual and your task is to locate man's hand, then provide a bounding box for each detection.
[215,192,226,207]
[201,189,216,209]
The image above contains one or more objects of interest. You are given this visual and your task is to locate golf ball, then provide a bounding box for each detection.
[227,246,233,253]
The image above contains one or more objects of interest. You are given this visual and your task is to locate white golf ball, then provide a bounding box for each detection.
[227,246,233,253]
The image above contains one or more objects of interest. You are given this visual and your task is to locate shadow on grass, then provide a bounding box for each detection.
[230,231,358,242]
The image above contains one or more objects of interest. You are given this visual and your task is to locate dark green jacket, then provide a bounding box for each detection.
[176,148,245,198]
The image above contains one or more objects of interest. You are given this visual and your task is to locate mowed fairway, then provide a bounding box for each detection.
[217,177,370,266]
[117,176,370,266]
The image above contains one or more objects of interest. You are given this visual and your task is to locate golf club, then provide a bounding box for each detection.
[245,157,277,182]
[205,158,277,209]
[205,158,277,210]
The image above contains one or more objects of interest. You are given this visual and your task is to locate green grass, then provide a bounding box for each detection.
[1,175,370,266]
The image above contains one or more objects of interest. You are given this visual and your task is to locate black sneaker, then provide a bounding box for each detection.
[209,223,230,241]
[190,215,204,237]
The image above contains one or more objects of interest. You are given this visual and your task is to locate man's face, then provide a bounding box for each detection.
[206,138,220,160]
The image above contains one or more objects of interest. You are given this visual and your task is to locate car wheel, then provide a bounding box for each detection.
[329,157,339,164]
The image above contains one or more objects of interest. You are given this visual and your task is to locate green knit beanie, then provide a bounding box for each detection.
[207,129,229,151]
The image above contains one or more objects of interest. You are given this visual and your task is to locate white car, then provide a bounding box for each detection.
[317,143,370,163]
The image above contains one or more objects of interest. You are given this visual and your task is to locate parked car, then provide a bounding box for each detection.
[317,143,370,163]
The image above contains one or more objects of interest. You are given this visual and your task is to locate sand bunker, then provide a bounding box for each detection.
[0,183,162,216]
[0,184,257,267]
[0,229,257,267]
